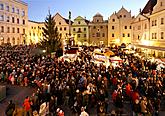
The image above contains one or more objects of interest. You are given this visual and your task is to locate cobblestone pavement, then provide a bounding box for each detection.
[0,83,36,116]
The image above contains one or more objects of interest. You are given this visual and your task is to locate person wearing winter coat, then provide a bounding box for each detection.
[5,100,15,116]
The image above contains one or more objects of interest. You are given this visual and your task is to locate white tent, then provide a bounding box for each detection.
[110,56,122,62]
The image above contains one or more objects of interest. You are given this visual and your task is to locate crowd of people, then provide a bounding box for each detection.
[1,45,165,116]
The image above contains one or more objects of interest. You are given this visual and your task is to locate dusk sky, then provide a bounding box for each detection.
[24,0,148,22]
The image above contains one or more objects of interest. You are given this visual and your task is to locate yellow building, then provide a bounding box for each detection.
[0,0,28,45]
[108,7,133,46]
[27,20,44,44]
[132,0,165,57]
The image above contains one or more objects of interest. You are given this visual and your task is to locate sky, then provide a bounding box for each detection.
[23,0,148,22]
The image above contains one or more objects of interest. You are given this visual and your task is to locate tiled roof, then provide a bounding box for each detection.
[141,0,157,14]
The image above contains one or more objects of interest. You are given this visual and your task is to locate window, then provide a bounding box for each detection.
[7,27,10,33]
[12,38,15,45]
[12,7,14,13]
[123,33,125,37]
[78,21,80,24]
[33,33,35,36]
[125,26,127,29]
[22,10,25,16]
[96,32,100,37]
[152,33,157,39]
[93,26,96,29]
[138,26,141,30]
[97,20,99,22]
[77,34,80,38]
[1,26,4,32]
[152,33,154,39]
[12,17,14,23]
[128,33,130,37]
[59,22,61,25]
[23,28,25,34]
[160,2,163,6]
[84,34,86,37]
[0,15,4,21]
[60,27,62,31]
[7,38,10,43]
[6,5,9,12]
[161,32,164,39]
[16,8,19,14]
[73,28,75,31]
[139,18,141,21]
[152,21,154,26]
[17,18,19,24]
[0,4,4,10]
[17,28,19,33]
[112,26,114,29]
[112,33,114,37]
[144,24,147,29]
[161,18,164,25]
[84,28,86,31]
[78,28,81,32]
[130,26,131,29]
[100,26,103,29]
[155,33,157,39]
[102,33,105,37]
[155,20,157,26]
[112,19,115,22]
[64,27,66,31]
[6,16,10,22]
[12,27,15,33]
[29,32,31,36]
[23,19,25,25]
[120,15,122,18]
[92,33,95,37]
[124,15,126,18]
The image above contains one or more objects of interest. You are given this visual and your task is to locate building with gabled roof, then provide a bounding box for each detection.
[132,0,165,57]
[108,7,133,46]
[71,16,89,46]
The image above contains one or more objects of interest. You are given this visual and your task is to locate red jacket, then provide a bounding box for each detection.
[23,99,31,111]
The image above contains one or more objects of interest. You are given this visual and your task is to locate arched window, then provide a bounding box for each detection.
[7,37,10,43]
[17,38,20,45]
[12,37,15,45]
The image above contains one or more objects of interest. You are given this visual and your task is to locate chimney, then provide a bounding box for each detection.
[139,8,141,13]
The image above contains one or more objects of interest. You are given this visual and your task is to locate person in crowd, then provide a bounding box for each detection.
[5,100,15,116]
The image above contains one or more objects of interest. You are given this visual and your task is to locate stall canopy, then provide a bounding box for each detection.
[104,51,115,57]
[110,56,123,62]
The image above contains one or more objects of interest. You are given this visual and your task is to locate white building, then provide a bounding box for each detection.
[132,0,165,57]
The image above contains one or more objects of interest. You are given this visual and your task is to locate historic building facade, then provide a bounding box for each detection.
[27,20,44,44]
[89,13,108,46]
[132,0,165,57]
[53,13,71,46]
[71,16,89,45]
[108,7,133,46]
[0,0,28,45]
